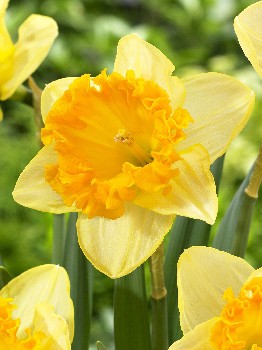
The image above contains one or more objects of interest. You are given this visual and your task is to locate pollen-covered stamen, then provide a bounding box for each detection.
[114,128,153,166]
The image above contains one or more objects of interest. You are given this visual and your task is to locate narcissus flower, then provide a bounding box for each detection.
[234,1,262,78]
[13,34,254,278]
[0,264,74,349]
[169,247,262,350]
[0,0,58,101]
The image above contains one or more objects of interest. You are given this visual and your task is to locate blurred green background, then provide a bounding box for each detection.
[0,0,261,347]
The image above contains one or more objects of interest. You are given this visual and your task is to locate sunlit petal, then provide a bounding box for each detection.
[41,77,76,123]
[177,246,254,334]
[234,1,262,78]
[177,73,254,163]
[1,14,58,100]
[114,33,186,108]
[33,303,71,350]
[0,264,74,342]
[77,203,174,278]
[134,145,217,224]
[12,145,77,213]
[169,318,218,350]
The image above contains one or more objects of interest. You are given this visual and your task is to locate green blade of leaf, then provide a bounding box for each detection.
[164,155,224,344]
[52,214,66,265]
[63,213,93,350]
[114,265,151,350]
[0,266,12,289]
[212,163,256,258]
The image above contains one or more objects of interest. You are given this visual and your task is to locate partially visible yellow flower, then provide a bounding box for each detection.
[0,0,58,101]
[13,34,254,278]
[0,264,74,349]
[169,247,262,350]
[234,1,262,78]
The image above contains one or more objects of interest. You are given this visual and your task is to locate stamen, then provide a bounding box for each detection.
[114,128,152,166]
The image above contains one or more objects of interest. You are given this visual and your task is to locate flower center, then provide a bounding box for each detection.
[210,277,262,350]
[0,296,45,349]
[42,70,193,219]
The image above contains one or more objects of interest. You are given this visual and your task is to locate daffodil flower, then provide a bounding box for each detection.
[234,1,262,78]
[13,34,254,278]
[0,0,58,101]
[169,246,262,350]
[0,264,74,349]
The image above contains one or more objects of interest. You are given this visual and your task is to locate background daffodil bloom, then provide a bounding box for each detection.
[0,264,74,349]
[169,246,262,350]
[0,0,58,101]
[234,1,262,78]
[13,34,254,278]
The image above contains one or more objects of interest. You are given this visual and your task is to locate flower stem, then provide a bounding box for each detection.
[52,214,66,265]
[149,243,168,350]
[245,145,262,198]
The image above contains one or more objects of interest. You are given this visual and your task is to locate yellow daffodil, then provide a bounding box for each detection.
[169,246,262,350]
[234,1,262,78]
[0,264,74,349]
[0,0,58,102]
[13,34,254,278]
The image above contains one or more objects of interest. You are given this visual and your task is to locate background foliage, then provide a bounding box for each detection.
[0,0,261,347]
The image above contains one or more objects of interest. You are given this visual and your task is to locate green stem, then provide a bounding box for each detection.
[114,265,151,350]
[149,244,168,350]
[52,214,66,265]
[63,213,93,350]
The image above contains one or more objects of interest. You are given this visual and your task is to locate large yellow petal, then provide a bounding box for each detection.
[77,203,174,278]
[41,77,76,123]
[177,73,255,163]
[177,246,254,334]
[0,264,74,343]
[114,34,186,109]
[134,145,217,225]
[12,145,77,213]
[1,14,58,100]
[169,318,218,350]
[0,0,14,91]
[33,304,71,350]
[234,1,262,78]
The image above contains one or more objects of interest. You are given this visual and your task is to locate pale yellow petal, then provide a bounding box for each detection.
[243,267,262,286]
[169,318,218,350]
[12,145,77,213]
[1,14,58,100]
[234,1,262,78]
[33,304,71,349]
[77,203,174,278]
[134,145,217,225]
[177,246,254,334]
[0,264,74,342]
[0,0,14,92]
[177,73,255,163]
[114,34,186,107]
[41,77,76,123]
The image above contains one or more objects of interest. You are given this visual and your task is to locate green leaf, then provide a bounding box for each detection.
[96,341,108,350]
[164,155,224,344]
[63,213,93,350]
[212,163,256,258]
[0,266,12,289]
[114,265,151,350]
[52,214,66,265]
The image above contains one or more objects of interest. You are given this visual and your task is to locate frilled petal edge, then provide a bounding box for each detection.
[77,203,175,278]
[177,246,254,334]
[134,145,217,225]
[114,34,186,108]
[177,72,254,163]
[12,145,77,214]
